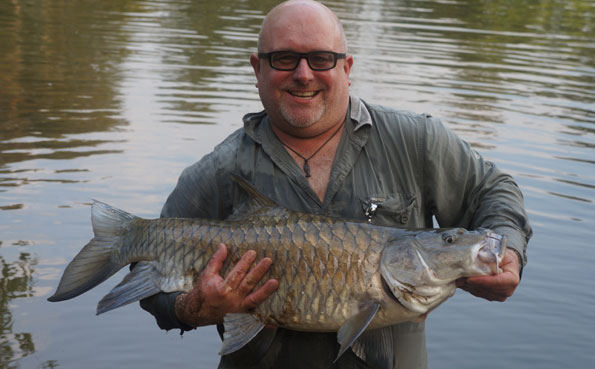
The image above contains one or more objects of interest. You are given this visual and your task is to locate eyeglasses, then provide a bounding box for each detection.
[258,51,347,71]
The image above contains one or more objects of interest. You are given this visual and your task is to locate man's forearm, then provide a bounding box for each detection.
[140,292,194,331]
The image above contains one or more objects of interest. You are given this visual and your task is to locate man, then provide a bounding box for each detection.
[140,1,532,368]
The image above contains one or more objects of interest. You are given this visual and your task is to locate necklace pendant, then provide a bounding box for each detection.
[303,160,311,178]
[276,120,345,180]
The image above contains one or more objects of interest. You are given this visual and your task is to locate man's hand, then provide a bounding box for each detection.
[455,249,521,302]
[175,243,278,327]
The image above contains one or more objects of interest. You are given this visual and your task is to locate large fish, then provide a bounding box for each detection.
[48,176,506,369]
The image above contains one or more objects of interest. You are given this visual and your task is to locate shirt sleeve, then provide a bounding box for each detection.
[421,116,532,267]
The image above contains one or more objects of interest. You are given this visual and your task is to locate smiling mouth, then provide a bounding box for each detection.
[289,90,319,98]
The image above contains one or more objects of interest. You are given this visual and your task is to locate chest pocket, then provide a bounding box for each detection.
[360,194,417,227]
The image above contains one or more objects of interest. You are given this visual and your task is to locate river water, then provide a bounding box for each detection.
[1,0,593,368]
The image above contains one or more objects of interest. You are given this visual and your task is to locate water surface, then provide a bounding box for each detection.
[1,0,594,368]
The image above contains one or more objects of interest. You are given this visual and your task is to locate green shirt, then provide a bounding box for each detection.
[143,96,532,369]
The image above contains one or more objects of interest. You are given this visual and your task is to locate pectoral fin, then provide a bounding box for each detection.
[335,301,380,362]
[220,313,269,356]
[351,327,394,369]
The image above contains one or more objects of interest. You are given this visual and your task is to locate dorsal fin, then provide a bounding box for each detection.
[232,175,277,208]
[228,175,280,220]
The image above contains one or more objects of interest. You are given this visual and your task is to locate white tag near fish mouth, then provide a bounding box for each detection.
[478,233,507,275]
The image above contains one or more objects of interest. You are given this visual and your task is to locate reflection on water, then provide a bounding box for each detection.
[0,0,130,213]
[1,0,594,368]
[0,254,36,365]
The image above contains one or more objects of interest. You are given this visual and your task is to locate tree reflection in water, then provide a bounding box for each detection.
[1,253,37,367]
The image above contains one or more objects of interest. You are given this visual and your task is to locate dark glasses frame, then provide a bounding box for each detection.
[258,50,347,71]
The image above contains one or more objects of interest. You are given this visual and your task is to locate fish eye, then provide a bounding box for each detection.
[442,232,455,244]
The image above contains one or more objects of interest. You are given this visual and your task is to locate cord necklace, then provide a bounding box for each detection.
[276,121,345,178]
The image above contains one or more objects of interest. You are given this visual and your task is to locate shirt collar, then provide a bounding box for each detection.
[349,95,373,131]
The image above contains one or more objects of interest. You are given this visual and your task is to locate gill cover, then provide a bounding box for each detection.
[380,237,450,314]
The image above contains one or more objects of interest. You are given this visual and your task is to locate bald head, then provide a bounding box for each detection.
[257,0,347,53]
[250,0,353,137]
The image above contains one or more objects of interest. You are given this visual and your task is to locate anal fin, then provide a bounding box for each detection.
[220,313,267,356]
[97,261,162,315]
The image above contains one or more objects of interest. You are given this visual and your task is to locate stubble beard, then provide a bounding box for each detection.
[279,100,326,129]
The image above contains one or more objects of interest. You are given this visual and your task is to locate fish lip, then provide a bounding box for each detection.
[477,231,507,273]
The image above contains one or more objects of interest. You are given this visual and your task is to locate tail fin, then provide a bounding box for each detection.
[47,201,137,302]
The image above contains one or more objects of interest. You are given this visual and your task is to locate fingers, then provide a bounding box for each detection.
[239,258,279,310]
[500,249,521,276]
[456,270,518,301]
[225,249,257,289]
[456,249,522,302]
[226,253,278,307]
[208,243,277,307]
[238,257,272,293]
[182,244,276,326]
[222,248,278,311]
[243,279,279,310]
[203,243,228,277]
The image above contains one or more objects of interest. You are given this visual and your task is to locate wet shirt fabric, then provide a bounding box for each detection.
[141,96,532,369]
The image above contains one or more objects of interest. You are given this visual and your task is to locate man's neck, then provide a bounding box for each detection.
[272,119,346,202]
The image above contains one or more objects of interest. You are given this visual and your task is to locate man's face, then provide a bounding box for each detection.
[250,5,353,137]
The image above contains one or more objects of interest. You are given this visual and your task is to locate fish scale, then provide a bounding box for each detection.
[161,213,383,329]
[48,177,506,368]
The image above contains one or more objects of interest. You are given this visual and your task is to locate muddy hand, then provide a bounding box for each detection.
[455,249,521,302]
[175,243,278,327]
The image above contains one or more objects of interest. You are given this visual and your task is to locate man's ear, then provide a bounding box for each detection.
[343,54,354,78]
[250,53,261,77]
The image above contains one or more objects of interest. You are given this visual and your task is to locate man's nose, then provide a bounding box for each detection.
[292,57,315,81]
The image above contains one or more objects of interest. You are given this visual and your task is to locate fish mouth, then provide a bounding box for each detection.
[477,232,507,274]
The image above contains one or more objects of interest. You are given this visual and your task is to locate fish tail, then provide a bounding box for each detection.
[47,201,136,302]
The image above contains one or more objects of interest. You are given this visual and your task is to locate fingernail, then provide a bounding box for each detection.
[268,279,279,291]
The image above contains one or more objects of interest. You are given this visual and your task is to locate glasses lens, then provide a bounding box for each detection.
[270,52,301,70]
[268,51,339,71]
[307,52,335,70]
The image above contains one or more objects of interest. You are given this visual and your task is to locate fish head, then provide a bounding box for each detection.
[380,228,506,313]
